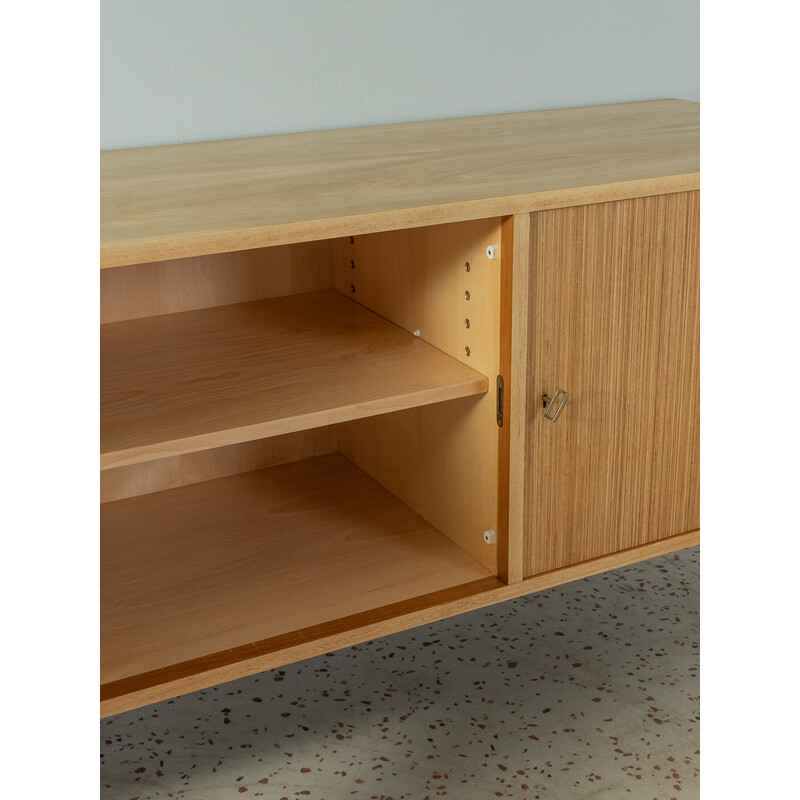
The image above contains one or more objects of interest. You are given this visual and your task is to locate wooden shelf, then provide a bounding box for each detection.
[101,453,495,701]
[101,289,488,469]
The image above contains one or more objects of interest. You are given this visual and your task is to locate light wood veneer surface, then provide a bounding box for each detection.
[101,454,493,685]
[101,290,488,469]
[101,100,699,267]
[525,192,700,574]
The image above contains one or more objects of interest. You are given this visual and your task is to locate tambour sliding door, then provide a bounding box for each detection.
[523,192,700,577]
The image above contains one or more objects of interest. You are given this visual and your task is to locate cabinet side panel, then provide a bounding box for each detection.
[524,192,699,576]
[101,239,333,323]
[336,220,503,573]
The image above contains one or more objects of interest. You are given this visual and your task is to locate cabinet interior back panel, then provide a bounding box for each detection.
[524,191,700,576]
[100,427,339,503]
[101,239,333,323]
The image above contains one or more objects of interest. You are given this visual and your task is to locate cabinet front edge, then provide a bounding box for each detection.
[100,174,700,269]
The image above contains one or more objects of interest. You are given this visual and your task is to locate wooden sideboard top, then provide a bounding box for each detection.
[100,99,699,268]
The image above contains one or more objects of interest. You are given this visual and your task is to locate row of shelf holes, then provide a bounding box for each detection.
[350,237,356,293]
[349,240,474,357]
[350,256,356,293]
[464,261,471,357]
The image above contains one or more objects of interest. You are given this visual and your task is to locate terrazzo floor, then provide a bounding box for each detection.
[101,546,699,799]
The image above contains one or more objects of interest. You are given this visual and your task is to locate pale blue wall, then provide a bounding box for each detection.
[101,0,699,150]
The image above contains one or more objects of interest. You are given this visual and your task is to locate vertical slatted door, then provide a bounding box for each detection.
[524,192,700,576]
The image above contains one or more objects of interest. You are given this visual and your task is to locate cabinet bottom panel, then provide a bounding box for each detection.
[101,521,697,717]
[101,453,497,714]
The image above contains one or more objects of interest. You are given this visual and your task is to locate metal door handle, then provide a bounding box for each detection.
[542,388,569,422]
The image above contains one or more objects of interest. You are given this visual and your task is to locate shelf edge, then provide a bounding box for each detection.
[101,375,488,470]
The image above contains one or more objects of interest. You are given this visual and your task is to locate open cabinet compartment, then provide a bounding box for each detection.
[100,217,512,716]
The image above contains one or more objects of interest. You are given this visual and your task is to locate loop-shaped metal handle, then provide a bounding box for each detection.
[542,388,569,422]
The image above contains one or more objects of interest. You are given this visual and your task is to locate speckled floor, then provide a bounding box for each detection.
[101,546,699,800]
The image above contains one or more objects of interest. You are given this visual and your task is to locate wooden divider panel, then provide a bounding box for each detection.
[333,219,505,574]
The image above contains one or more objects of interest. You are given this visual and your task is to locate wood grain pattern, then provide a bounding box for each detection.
[332,220,502,370]
[102,526,699,717]
[101,454,493,687]
[101,576,505,717]
[524,192,700,576]
[100,240,332,323]
[101,100,699,268]
[333,220,503,573]
[101,289,488,469]
[98,102,701,718]
[100,427,337,503]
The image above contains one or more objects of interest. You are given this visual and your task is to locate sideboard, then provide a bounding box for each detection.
[100,99,699,717]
